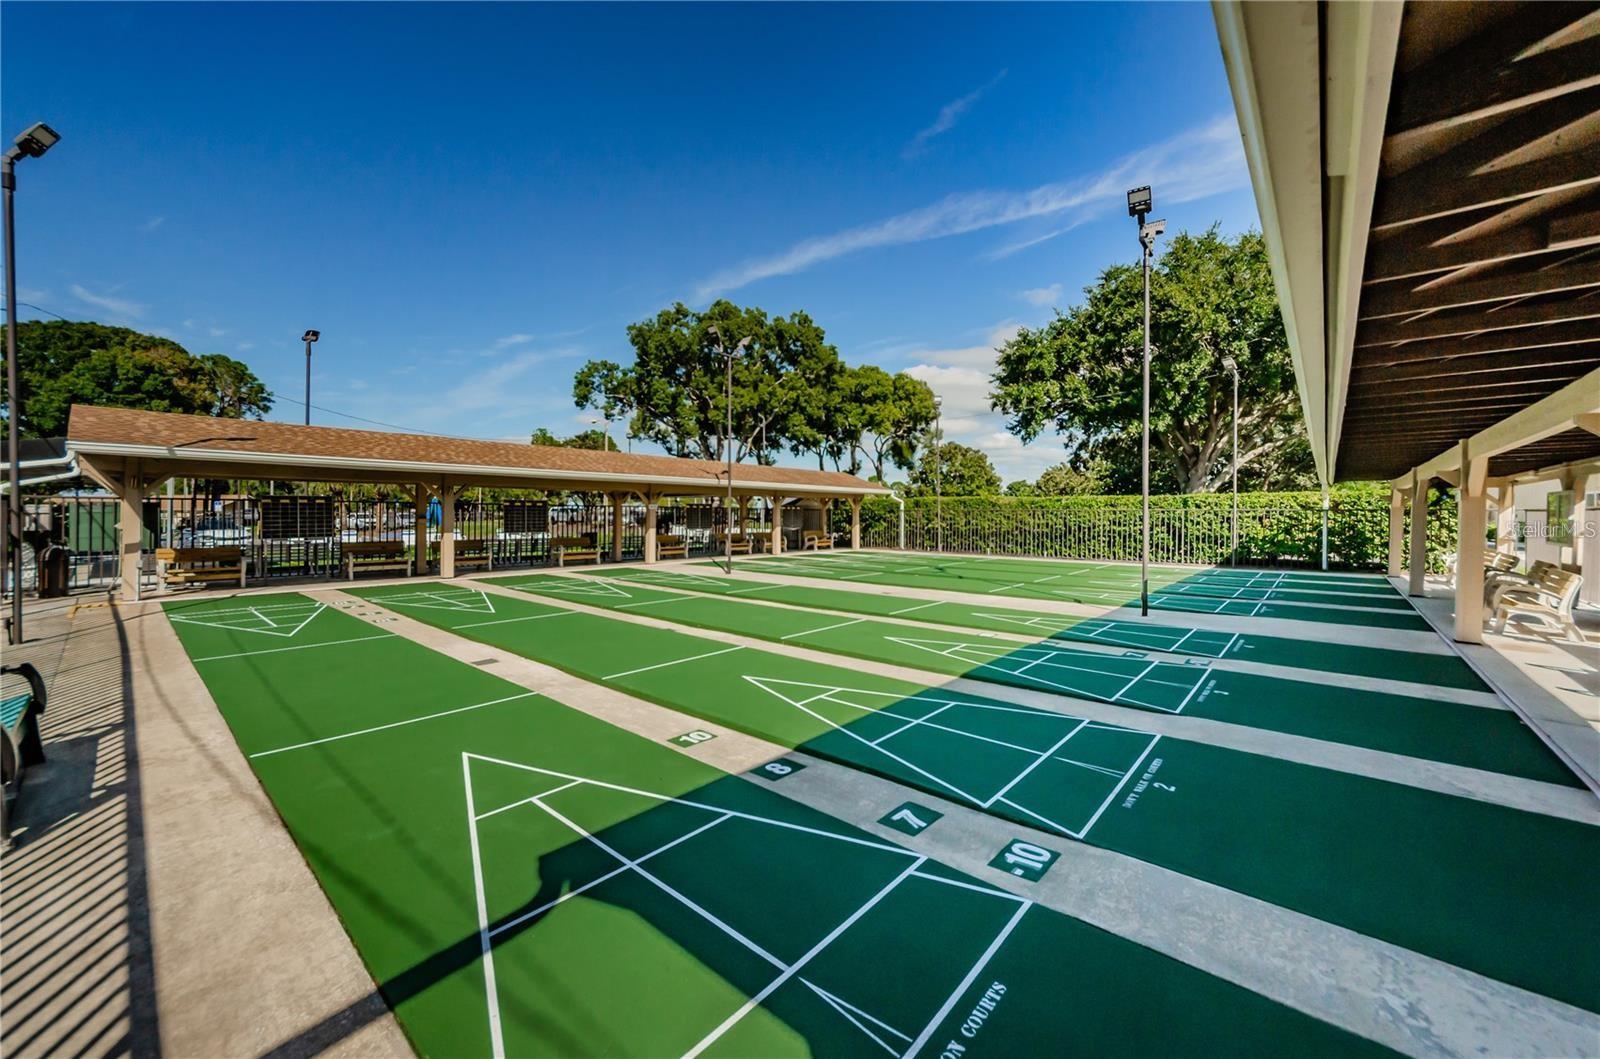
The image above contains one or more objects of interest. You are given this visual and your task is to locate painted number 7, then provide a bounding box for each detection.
[891,808,929,832]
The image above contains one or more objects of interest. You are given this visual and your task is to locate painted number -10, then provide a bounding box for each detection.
[988,839,1059,882]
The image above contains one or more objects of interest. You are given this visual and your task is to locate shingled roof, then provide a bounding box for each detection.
[66,405,889,497]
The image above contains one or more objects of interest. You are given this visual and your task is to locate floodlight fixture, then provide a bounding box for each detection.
[1220,355,1237,375]
[1126,185,1152,218]
[7,123,59,161]
[303,329,320,343]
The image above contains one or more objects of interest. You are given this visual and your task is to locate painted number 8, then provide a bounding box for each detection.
[763,762,793,777]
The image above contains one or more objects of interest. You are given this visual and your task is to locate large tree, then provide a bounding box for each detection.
[908,442,1000,497]
[572,301,844,465]
[824,365,938,481]
[990,228,1307,494]
[7,320,272,436]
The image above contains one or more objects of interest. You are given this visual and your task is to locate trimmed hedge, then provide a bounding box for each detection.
[837,483,1461,571]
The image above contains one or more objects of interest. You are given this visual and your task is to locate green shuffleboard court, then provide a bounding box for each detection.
[723,552,1431,630]
[601,566,1485,690]
[490,573,1573,786]
[162,593,1390,1057]
[349,583,1600,1012]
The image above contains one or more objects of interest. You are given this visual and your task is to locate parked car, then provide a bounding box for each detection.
[178,518,251,548]
[344,510,377,531]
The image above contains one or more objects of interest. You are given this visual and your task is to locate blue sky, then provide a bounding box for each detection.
[2,2,1260,481]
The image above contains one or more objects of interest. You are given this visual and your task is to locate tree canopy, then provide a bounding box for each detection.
[989,228,1313,494]
[571,300,933,477]
[530,426,613,450]
[7,320,273,437]
[907,442,1000,497]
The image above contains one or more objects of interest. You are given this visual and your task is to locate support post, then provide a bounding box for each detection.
[737,496,749,536]
[1494,485,1516,554]
[1455,443,1489,644]
[610,493,625,563]
[413,485,429,575]
[849,497,861,550]
[118,460,144,602]
[768,496,783,554]
[1387,488,1406,576]
[438,482,458,578]
[1409,472,1429,597]
[643,493,659,564]
[1320,486,1330,571]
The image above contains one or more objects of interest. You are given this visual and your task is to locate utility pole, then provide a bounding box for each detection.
[302,329,320,425]
[1127,186,1164,617]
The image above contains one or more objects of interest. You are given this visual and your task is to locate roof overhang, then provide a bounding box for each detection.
[1214,1,1600,487]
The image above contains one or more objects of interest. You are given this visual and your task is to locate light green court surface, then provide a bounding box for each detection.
[348,583,1600,1013]
[162,594,1387,1058]
[492,572,1573,786]
[603,566,1484,689]
[721,552,1432,630]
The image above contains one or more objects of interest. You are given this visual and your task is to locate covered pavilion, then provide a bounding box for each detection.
[64,404,891,600]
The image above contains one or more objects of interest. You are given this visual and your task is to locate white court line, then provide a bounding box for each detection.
[803,980,907,1056]
[780,617,866,641]
[616,595,697,610]
[684,858,927,1058]
[604,645,743,680]
[457,611,578,630]
[465,753,911,857]
[475,781,581,821]
[983,720,1091,807]
[486,812,733,939]
[889,601,941,616]
[1075,736,1161,840]
[870,702,956,746]
[903,901,1032,1058]
[192,632,395,662]
[250,691,539,759]
[462,756,507,1059]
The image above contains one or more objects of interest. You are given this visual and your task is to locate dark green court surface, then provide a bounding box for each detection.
[162,593,1388,1057]
[724,553,1432,630]
[602,566,1484,690]
[490,573,1573,786]
[349,584,1600,1012]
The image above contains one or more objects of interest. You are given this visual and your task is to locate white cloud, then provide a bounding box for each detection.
[1017,284,1062,307]
[492,333,536,350]
[903,69,1007,159]
[140,217,165,232]
[900,320,1066,482]
[70,284,146,319]
[694,113,1246,299]
[209,326,227,337]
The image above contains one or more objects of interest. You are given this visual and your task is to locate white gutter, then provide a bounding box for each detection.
[65,439,893,498]
[0,455,79,495]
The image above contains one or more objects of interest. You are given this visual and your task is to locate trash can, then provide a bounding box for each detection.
[37,545,69,598]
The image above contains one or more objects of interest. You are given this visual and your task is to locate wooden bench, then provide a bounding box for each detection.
[156,546,246,588]
[343,540,413,580]
[712,532,754,555]
[552,535,601,566]
[430,539,493,572]
[656,535,689,560]
[1,662,47,844]
[1492,565,1585,642]
[801,531,835,551]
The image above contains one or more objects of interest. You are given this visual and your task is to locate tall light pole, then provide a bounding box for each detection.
[587,415,613,451]
[301,329,320,425]
[1220,355,1240,565]
[4,122,61,644]
[1127,186,1164,617]
[932,395,943,554]
[708,325,751,574]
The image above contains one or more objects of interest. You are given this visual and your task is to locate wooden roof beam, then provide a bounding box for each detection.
[1355,296,1600,346]
[1358,257,1600,318]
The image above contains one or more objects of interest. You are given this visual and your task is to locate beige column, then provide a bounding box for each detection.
[850,497,862,550]
[1455,444,1489,644]
[610,493,626,563]
[768,496,783,554]
[1409,473,1429,597]
[118,460,145,602]
[1386,488,1406,576]
[737,496,749,536]
[413,486,430,575]
[643,493,659,564]
[438,482,458,578]
[1494,485,1516,553]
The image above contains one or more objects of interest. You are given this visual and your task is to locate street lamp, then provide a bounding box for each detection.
[301,330,320,426]
[1220,355,1240,565]
[586,415,614,451]
[1127,186,1165,617]
[932,395,943,554]
[707,325,751,574]
[4,121,61,644]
